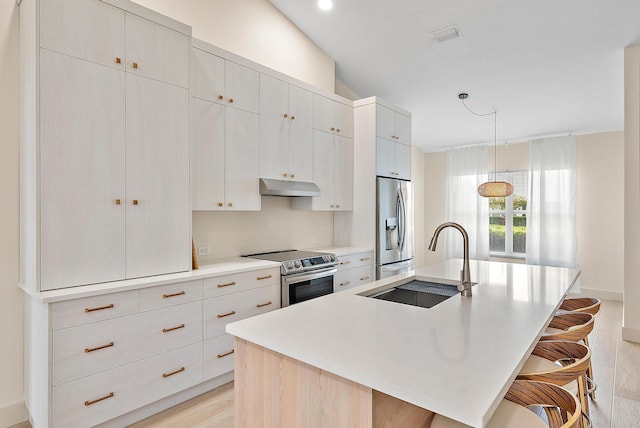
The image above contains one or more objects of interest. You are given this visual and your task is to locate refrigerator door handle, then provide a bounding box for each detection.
[398,189,406,251]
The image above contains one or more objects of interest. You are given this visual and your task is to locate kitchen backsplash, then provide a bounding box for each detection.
[192,196,334,262]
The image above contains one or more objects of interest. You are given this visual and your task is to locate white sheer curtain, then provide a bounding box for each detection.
[445,146,490,261]
[527,136,577,268]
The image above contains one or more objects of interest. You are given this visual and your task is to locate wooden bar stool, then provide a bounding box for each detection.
[542,311,597,400]
[517,340,592,428]
[431,380,583,428]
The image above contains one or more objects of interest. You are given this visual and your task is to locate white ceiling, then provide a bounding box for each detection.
[269,0,640,152]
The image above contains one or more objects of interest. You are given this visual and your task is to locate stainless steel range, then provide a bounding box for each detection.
[243,250,338,307]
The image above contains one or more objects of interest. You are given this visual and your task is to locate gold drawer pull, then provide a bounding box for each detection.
[257,301,272,308]
[85,392,114,406]
[85,304,114,313]
[360,276,371,281]
[217,311,236,318]
[217,349,234,358]
[218,281,236,288]
[340,281,351,286]
[115,57,121,64]
[339,261,351,265]
[162,323,185,333]
[162,367,185,378]
[257,275,272,280]
[85,342,114,353]
[132,62,138,69]
[360,257,370,261]
[163,291,186,299]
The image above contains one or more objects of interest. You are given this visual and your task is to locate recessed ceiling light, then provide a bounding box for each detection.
[318,0,333,11]
[432,25,461,42]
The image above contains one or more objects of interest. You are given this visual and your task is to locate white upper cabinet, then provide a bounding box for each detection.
[191,47,225,102]
[376,104,411,145]
[224,108,261,210]
[374,103,412,180]
[259,74,313,182]
[225,61,260,113]
[313,94,354,138]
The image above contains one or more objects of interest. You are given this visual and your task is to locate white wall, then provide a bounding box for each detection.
[0,1,26,425]
[423,132,625,301]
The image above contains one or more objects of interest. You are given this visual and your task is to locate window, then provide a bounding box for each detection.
[489,170,528,257]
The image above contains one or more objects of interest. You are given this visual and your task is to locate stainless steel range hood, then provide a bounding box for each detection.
[259,178,321,197]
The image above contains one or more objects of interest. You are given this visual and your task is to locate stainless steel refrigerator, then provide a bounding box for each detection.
[376,177,414,279]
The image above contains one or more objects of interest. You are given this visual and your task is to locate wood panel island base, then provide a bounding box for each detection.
[234,338,434,428]
[227,260,580,427]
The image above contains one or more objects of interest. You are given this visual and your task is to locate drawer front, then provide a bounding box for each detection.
[203,267,279,299]
[204,285,280,340]
[53,342,203,428]
[204,333,235,380]
[51,290,140,330]
[53,301,202,385]
[335,265,375,292]
[336,251,374,272]
[139,279,203,311]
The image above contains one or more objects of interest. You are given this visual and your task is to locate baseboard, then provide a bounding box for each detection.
[622,326,640,343]
[0,400,28,427]
[569,287,623,302]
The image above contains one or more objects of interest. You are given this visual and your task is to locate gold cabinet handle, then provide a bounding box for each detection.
[132,199,139,205]
[291,116,295,120]
[217,349,234,358]
[162,367,185,378]
[217,310,236,318]
[218,202,224,207]
[291,174,295,178]
[336,128,340,133]
[339,261,351,265]
[360,276,371,281]
[85,392,114,407]
[114,199,121,205]
[360,257,370,261]
[115,57,121,64]
[283,113,288,118]
[228,202,233,207]
[217,281,236,288]
[257,301,272,308]
[330,205,335,208]
[163,291,186,299]
[218,95,224,100]
[257,275,272,280]
[132,62,138,69]
[283,173,288,177]
[330,127,335,131]
[228,98,234,103]
[85,304,114,313]
[162,323,185,333]
[340,281,351,286]
[85,342,114,353]
[336,204,340,208]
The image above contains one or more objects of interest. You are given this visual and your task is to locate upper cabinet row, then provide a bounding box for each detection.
[22,0,192,291]
[190,44,354,212]
[375,103,412,180]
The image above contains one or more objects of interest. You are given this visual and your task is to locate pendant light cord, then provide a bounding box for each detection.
[462,99,498,182]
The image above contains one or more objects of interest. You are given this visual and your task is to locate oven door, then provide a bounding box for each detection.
[282,267,337,307]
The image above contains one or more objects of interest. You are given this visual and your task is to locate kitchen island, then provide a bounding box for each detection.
[226,260,580,427]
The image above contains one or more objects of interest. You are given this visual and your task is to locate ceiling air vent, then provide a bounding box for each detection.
[432,25,461,42]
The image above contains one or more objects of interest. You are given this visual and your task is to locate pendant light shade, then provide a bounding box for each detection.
[477,181,514,197]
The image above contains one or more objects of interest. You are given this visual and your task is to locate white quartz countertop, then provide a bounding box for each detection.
[20,257,280,303]
[226,259,580,427]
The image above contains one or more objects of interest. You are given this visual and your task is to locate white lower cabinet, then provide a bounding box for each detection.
[53,342,203,428]
[204,334,235,380]
[334,250,375,292]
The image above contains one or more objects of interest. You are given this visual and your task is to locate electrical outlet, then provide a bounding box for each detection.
[198,247,210,257]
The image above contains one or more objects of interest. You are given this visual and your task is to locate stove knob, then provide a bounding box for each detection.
[322,255,329,262]
[294,260,302,268]
[286,261,294,270]
[330,255,336,262]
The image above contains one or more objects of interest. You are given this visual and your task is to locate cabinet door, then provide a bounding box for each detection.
[125,74,190,278]
[312,131,335,210]
[288,124,314,183]
[125,13,190,88]
[335,102,354,138]
[288,84,313,129]
[39,50,126,290]
[191,98,225,210]
[259,115,289,180]
[191,48,225,103]
[376,137,396,178]
[39,0,125,71]
[394,112,412,145]
[260,74,288,120]
[395,142,412,180]
[225,61,259,114]
[376,105,395,140]
[334,137,354,211]
[225,108,261,210]
[313,95,335,134]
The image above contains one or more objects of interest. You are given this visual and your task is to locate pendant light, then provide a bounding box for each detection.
[458,93,513,198]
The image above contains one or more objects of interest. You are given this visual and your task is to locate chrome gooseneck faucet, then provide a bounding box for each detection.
[428,222,472,297]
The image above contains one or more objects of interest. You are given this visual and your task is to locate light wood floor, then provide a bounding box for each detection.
[12,300,640,428]
[128,299,640,428]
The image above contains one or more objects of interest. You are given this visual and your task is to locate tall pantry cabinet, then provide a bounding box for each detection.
[20,0,192,292]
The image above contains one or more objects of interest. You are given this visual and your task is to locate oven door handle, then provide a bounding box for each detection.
[284,267,337,284]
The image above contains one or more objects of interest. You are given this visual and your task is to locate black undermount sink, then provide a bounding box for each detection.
[368,280,463,309]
